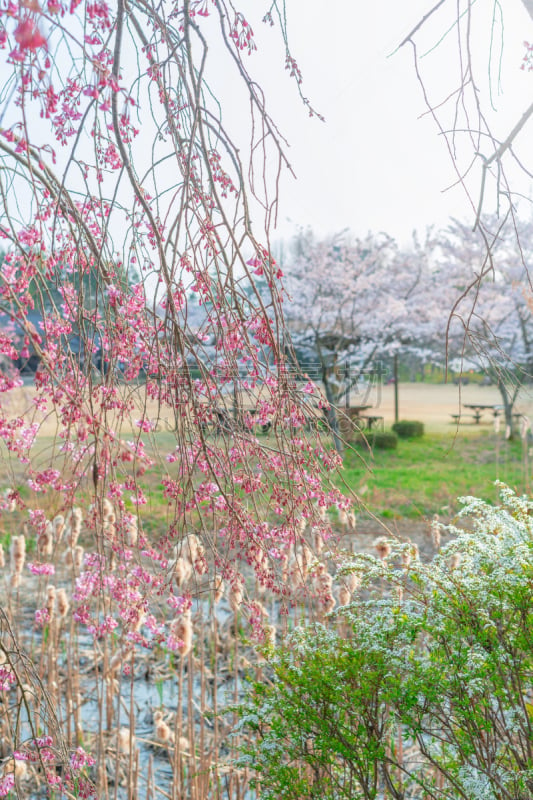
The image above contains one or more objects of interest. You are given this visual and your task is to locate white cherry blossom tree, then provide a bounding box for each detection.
[438,215,533,430]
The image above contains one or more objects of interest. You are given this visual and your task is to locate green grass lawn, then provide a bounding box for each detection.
[0,428,529,540]
[342,430,529,519]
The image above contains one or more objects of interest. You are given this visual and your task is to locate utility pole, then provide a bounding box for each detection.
[394,353,399,423]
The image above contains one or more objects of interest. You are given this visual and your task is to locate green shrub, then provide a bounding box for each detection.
[355,430,398,449]
[392,419,424,438]
[236,485,533,800]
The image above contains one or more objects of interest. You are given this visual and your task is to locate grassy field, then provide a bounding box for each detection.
[2,427,528,530]
[342,430,528,518]
[2,381,532,530]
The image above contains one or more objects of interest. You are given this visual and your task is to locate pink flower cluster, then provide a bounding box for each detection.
[0,666,15,692]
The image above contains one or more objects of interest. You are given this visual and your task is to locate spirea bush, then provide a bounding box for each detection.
[235,484,533,800]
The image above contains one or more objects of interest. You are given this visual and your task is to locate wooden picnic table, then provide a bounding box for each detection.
[344,405,372,418]
[463,403,502,423]
[342,405,383,431]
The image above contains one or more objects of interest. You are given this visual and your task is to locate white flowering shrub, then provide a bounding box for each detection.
[235,484,533,800]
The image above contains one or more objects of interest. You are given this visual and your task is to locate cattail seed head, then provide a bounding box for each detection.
[299,543,313,569]
[186,533,200,563]
[118,727,135,754]
[73,545,84,570]
[264,624,276,649]
[3,757,27,780]
[345,571,361,593]
[194,544,208,575]
[338,586,351,606]
[314,566,332,592]
[124,515,138,547]
[280,551,290,584]
[154,718,174,745]
[38,524,53,557]
[66,524,80,548]
[214,576,224,603]
[253,547,267,570]
[431,515,441,549]
[53,515,65,540]
[46,585,56,621]
[69,509,83,542]
[3,490,16,513]
[289,554,308,591]
[228,578,244,612]
[10,535,26,574]
[102,498,114,519]
[174,556,192,587]
[9,572,21,590]
[130,607,145,632]
[323,593,336,613]
[109,646,131,675]
[313,528,324,554]
[56,588,69,618]
[171,611,193,657]
[103,517,116,542]
[449,552,461,570]
[373,537,391,560]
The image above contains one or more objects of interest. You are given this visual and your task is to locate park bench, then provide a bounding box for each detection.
[450,408,525,429]
[450,412,482,424]
[450,411,482,424]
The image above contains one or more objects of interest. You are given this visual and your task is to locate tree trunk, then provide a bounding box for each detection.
[496,377,516,438]
[322,374,344,456]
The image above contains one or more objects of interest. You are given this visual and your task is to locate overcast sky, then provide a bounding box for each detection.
[6,0,531,254]
[237,0,533,244]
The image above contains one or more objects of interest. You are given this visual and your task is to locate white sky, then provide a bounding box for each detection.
[4,0,532,256]
[236,0,533,244]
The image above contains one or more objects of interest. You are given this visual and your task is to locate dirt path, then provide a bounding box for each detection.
[4,379,533,437]
[365,381,533,434]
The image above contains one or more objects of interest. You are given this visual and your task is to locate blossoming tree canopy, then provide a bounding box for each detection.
[281,220,533,434]
[437,216,533,428]
[281,229,442,402]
